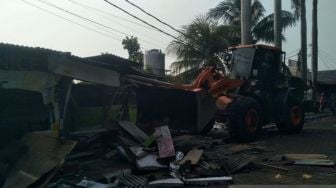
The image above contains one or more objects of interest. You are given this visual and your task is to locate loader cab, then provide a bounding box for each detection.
[229,45,284,80]
[227,45,288,90]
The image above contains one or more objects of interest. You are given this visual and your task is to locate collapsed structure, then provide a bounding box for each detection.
[1,43,321,187]
[0,43,146,138]
[0,43,307,140]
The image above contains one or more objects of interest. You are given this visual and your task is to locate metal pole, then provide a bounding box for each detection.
[241,0,251,45]
[300,0,307,83]
[312,0,318,101]
[274,0,282,49]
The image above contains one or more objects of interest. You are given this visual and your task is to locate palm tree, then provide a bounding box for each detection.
[291,0,307,83]
[274,0,282,48]
[311,0,318,100]
[241,0,252,44]
[208,0,297,43]
[168,16,240,80]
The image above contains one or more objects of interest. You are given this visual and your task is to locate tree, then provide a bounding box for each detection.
[290,0,307,83]
[311,0,318,100]
[274,0,282,48]
[122,36,143,63]
[208,0,297,43]
[168,16,240,79]
[241,0,252,44]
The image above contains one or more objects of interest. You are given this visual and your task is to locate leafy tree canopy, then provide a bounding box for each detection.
[122,36,143,63]
[168,16,239,79]
[208,0,297,43]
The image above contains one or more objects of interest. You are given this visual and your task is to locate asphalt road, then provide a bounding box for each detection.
[233,115,336,185]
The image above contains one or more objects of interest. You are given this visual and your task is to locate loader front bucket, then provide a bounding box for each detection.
[135,86,216,133]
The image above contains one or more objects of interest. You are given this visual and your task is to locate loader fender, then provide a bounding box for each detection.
[274,89,302,123]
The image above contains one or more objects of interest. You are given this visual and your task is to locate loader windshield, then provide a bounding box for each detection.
[230,48,256,79]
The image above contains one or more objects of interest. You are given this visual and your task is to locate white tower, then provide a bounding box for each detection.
[144,49,165,77]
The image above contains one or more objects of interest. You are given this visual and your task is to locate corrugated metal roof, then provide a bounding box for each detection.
[0,43,158,79]
[307,70,336,85]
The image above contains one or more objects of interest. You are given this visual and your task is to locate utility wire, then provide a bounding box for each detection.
[68,0,167,47]
[21,0,122,42]
[290,46,311,54]
[318,52,332,70]
[286,46,312,58]
[318,55,332,70]
[319,56,335,70]
[68,0,154,30]
[320,51,336,69]
[103,0,191,48]
[68,0,176,58]
[286,49,300,56]
[37,0,161,47]
[123,0,201,43]
[319,49,336,63]
[286,53,299,59]
[319,50,336,69]
[38,0,129,36]
[22,0,152,52]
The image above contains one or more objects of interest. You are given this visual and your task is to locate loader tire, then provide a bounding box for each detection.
[227,96,262,142]
[276,97,304,134]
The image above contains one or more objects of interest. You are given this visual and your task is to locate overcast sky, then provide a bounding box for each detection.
[0,0,335,70]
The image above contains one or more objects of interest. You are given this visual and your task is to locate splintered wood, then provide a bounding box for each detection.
[180,149,204,165]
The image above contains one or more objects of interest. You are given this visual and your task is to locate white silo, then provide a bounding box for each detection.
[144,49,165,77]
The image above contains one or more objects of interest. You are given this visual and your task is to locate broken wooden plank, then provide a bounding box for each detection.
[284,154,328,160]
[183,176,232,186]
[118,121,149,143]
[180,149,204,165]
[155,126,175,158]
[293,159,335,166]
[252,162,289,173]
[148,178,184,187]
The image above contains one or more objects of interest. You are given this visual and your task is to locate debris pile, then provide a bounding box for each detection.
[2,121,336,187]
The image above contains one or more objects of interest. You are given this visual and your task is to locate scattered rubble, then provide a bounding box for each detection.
[179,149,203,165]
[302,173,313,179]
[148,178,183,187]
[284,154,328,160]
[183,176,232,186]
[155,126,175,159]
[1,120,336,187]
[293,159,335,166]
